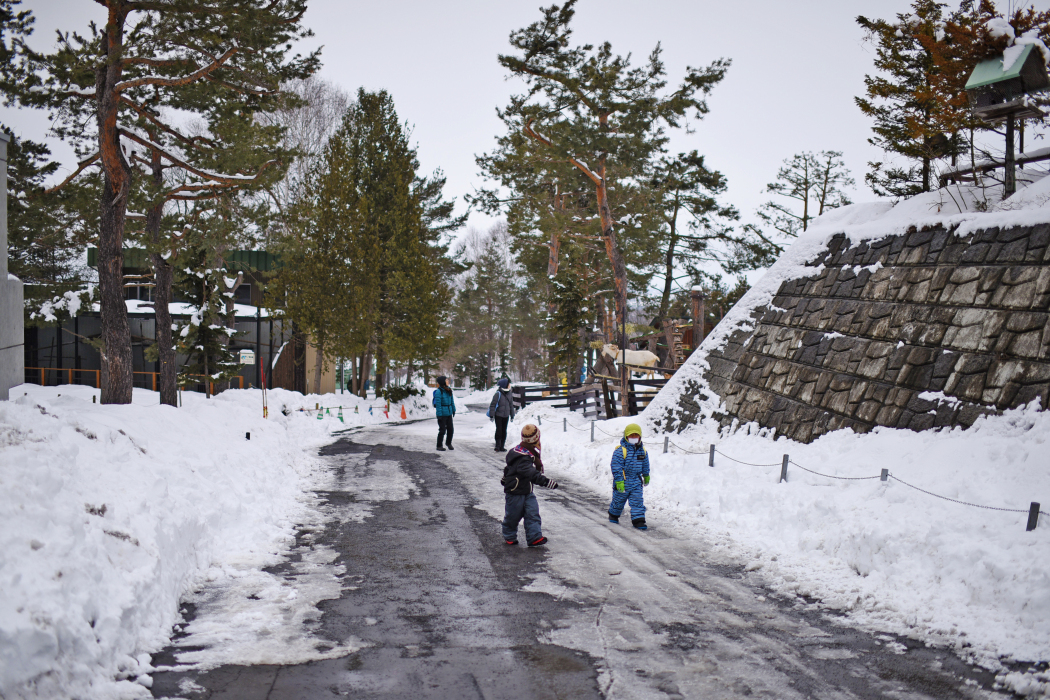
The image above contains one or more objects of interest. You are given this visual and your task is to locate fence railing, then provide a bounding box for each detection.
[24,367,244,394]
[559,417,1045,532]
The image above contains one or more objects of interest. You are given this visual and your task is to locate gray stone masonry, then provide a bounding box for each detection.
[663,224,1050,443]
[0,132,22,401]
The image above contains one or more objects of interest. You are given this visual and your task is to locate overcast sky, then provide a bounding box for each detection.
[6,0,1050,241]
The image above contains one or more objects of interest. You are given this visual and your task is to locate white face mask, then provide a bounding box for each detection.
[627,436,640,445]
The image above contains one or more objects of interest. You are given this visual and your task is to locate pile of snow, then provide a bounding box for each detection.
[0,383,420,699]
[515,401,1049,695]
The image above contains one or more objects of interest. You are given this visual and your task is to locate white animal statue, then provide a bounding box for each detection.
[601,343,661,378]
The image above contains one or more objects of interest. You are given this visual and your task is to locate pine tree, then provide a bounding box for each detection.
[271,89,461,396]
[9,0,318,404]
[3,127,97,324]
[647,150,767,328]
[856,0,949,197]
[756,151,854,238]
[172,242,242,395]
[498,0,728,412]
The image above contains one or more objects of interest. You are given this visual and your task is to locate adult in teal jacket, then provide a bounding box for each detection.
[608,422,650,529]
[433,376,456,451]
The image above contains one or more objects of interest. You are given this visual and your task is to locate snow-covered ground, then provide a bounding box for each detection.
[0,383,440,700]
[509,401,1049,695]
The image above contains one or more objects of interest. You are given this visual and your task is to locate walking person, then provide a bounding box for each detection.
[487,377,516,452]
[501,424,558,547]
[432,376,456,451]
[608,423,650,530]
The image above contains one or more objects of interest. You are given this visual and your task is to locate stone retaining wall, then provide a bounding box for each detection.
[663,224,1050,443]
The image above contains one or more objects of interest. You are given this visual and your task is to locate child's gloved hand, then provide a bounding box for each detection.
[642,475,650,486]
[614,480,625,492]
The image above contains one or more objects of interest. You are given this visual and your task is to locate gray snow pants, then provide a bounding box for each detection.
[502,492,542,543]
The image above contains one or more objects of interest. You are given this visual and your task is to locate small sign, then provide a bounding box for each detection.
[239,349,256,365]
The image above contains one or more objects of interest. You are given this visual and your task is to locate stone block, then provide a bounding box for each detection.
[959,242,990,263]
[875,404,902,425]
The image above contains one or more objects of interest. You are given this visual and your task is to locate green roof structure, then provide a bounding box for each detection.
[965,44,1037,90]
[965,44,1050,122]
[87,248,281,271]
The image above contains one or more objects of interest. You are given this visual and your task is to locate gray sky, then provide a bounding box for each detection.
[6,0,1050,240]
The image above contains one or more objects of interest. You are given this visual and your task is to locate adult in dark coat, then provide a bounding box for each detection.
[432,376,456,451]
[487,377,517,452]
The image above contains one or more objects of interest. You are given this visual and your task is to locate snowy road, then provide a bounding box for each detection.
[149,414,1008,699]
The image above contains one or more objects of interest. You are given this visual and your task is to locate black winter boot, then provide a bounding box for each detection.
[608,512,620,524]
[446,443,454,450]
[632,518,647,530]
[436,443,446,451]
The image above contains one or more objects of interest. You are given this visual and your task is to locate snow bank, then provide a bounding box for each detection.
[0,383,423,699]
[516,394,1049,694]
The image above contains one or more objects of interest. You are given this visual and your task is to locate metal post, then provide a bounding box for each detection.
[1028,502,1041,532]
[880,468,889,482]
[709,444,715,467]
[590,421,595,443]
[538,416,541,426]
[1005,114,1017,197]
[779,455,789,483]
[663,436,669,453]
[563,417,566,433]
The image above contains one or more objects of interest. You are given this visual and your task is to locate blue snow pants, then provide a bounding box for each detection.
[502,492,542,543]
[609,479,645,520]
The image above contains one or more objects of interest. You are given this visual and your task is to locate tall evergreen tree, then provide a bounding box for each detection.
[4,127,97,324]
[9,0,318,404]
[498,0,728,412]
[271,89,462,396]
[856,1,950,197]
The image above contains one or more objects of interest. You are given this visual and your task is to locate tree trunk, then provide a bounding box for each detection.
[95,9,134,404]
[313,340,323,395]
[145,152,177,407]
[657,197,680,325]
[292,324,306,394]
[359,349,372,397]
[375,346,387,393]
[594,157,630,416]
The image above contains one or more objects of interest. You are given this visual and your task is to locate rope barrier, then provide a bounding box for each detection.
[555,417,1041,522]
[789,460,882,481]
[714,450,781,467]
[667,441,711,456]
[887,474,1033,513]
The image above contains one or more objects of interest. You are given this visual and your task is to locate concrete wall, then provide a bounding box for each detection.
[663,224,1050,443]
[0,133,23,401]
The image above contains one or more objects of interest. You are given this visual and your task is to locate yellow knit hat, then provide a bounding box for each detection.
[624,423,642,438]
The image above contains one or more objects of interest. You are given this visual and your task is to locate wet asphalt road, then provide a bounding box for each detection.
[150,420,1010,699]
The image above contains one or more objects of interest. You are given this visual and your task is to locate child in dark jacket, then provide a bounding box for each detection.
[501,423,558,547]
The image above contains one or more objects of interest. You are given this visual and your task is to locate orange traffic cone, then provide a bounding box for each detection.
[400,404,407,420]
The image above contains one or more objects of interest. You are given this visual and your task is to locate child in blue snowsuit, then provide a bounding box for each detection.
[608,422,650,530]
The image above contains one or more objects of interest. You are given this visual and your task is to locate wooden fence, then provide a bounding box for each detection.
[512,374,672,419]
